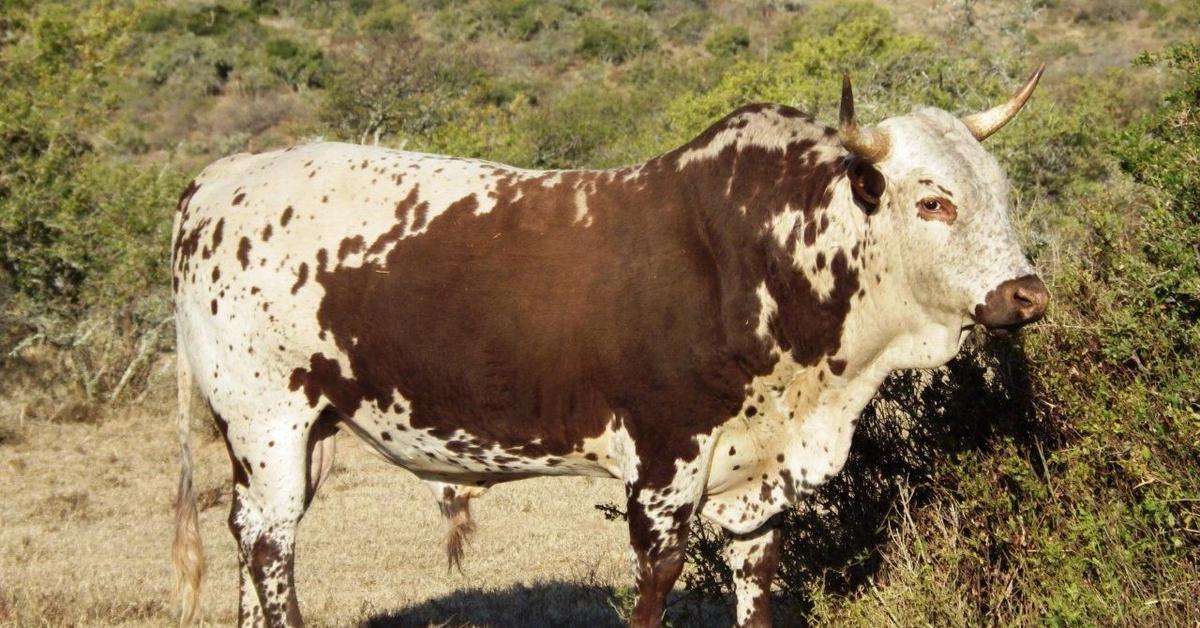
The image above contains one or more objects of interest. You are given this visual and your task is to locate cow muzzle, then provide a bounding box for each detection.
[972,275,1049,334]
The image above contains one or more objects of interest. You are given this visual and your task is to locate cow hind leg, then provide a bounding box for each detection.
[220,412,321,628]
[725,516,783,628]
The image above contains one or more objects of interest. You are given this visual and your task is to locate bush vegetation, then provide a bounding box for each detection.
[0,0,1196,625]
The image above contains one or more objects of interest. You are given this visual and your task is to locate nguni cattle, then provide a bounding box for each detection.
[171,67,1049,628]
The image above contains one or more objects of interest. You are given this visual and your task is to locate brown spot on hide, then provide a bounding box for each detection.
[237,237,252,269]
[828,358,846,376]
[291,263,308,294]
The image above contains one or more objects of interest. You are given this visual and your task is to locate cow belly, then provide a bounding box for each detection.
[333,404,620,483]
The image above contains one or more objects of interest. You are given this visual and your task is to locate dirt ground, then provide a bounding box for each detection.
[0,358,648,627]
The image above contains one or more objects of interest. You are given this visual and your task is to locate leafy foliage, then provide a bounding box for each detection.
[0,3,181,307]
[575,15,657,64]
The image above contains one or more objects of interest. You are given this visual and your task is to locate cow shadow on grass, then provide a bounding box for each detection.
[360,581,739,627]
[361,582,623,628]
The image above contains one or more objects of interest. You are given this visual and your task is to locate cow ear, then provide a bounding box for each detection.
[847,157,885,211]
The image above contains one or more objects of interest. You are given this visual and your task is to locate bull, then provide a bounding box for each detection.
[170,67,1048,627]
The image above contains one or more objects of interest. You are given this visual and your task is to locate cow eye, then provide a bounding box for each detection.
[919,198,942,212]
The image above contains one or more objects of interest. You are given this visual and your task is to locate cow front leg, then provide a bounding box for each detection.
[626,483,690,628]
[725,515,783,628]
[624,453,710,627]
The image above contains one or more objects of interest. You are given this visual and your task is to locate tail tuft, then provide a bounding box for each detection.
[172,467,205,626]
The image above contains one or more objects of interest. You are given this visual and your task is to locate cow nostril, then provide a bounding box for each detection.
[1013,288,1036,308]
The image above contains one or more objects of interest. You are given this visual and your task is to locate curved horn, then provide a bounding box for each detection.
[962,64,1045,141]
[839,74,890,162]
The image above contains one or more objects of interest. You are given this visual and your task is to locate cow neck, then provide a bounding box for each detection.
[654,107,857,378]
[667,129,908,527]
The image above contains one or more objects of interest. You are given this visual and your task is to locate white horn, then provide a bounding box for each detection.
[962,64,1045,141]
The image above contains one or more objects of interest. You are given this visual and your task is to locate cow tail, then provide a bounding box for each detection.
[438,486,478,573]
[172,347,205,627]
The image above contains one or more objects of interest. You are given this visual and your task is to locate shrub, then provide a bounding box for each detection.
[321,35,499,147]
[664,9,711,45]
[517,83,645,168]
[361,3,412,34]
[0,3,181,308]
[704,24,750,57]
[182,2,254,37]
[264,36,325,90]
[432,0,580,42]
[575,16,658,64]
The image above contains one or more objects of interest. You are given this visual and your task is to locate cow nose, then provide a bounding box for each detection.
[973,275,1049,332]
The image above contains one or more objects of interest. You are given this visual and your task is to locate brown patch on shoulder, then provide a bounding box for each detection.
[767,248,859,367]
[281,206,294,227]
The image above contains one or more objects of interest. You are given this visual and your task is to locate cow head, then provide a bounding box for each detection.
[839,67,1049,358]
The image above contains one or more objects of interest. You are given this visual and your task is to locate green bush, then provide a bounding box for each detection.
[264,36,325,90]
[182,2,254,37]
[517,84,643,168]
[704,24,750,57]
[663,1,1018,144]
[361,3,412,34]
[664,8,711,45]
[320,35,498,147]
[432,0,581,42]
[575,15,657,63]
[0,3,175,307]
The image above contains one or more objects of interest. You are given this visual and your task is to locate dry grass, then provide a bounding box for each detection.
[0,356,637,627]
